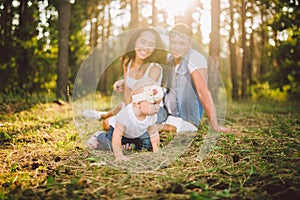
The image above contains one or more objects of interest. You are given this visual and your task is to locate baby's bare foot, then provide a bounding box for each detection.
[86,132,101,149]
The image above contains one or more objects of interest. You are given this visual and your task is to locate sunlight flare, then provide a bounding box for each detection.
[156,0,197,16]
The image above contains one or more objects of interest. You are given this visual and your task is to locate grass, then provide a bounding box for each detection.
[0,96,299,199]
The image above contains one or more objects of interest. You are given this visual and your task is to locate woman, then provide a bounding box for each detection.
[83,27,167,130]
[121,27,166,104]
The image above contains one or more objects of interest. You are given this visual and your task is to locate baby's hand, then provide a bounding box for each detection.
[153,148,159,153]
[115,155,129,162]
[86,132,101,149]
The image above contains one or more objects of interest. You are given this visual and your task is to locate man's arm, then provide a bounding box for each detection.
[191,69,229,132]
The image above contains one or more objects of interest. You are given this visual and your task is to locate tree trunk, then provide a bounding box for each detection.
[92,9,101,48]
[98,4,112,95]
[241,0,247,99]
[248,20,254,87]
[130,0,139,29]
[258,4,267,77]
[17,0,30,90]
[208,0,220,103]
[152,0,157,26]
[229,0,239,100]
[0,1,14,63]
[55,0,71,99]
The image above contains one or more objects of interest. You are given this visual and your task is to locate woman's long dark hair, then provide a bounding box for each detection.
[121,27,167,67]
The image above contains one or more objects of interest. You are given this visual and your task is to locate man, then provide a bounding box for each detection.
[163,23,229,132]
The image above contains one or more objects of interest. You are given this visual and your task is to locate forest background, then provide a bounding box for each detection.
[0,1,300,199]
[0,0,299,102]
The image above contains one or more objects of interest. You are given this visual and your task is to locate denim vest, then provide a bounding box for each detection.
[166,48,204,126]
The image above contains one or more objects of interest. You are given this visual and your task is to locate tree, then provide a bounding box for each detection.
[241,0,247,99]
[151,0,157,26]
[16,0,31,90]
[0,0,54,93]
[257,1,269,78]
[14,0,42,91]
[0,0,18,91]
[209,0,220,102]
[51,0,71,99]
[247,1,255,88]
[130,0,139,29]
[229,0,239,100]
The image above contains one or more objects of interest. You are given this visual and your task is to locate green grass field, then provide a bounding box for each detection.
[0,98,299,199]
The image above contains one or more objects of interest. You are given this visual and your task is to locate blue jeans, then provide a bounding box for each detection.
[96,126,152,151]
[156,106,168,124]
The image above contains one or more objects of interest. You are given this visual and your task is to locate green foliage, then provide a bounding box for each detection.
[0,87,56,106]
[10,163,19,173]
[270,39,300,100]
[0,0,90,95]
[0,132,11,143]
[250,82,289,101]
[0,0,58,93]
[266,0,300,100]
[1,0,299,100]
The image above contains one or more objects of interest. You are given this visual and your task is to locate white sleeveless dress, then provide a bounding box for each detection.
[125,60,162,89]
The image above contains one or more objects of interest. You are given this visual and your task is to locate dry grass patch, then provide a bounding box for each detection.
[0,100,299,199]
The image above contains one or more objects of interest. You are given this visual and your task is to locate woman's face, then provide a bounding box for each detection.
[135,31,156,60]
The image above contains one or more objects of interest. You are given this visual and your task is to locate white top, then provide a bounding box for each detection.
[111,103,157,139]
[174,50,207,73]
[126,60,163,89]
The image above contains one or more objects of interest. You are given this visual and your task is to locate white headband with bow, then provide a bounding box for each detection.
[132,85,163,103]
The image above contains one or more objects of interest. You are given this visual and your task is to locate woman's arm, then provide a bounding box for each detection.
[123,78,131,105]
[112,58,129,93]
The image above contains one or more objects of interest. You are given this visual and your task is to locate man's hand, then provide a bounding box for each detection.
[213,126,232,133]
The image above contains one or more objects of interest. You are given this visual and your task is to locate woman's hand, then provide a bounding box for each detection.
[113,79,124,93]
